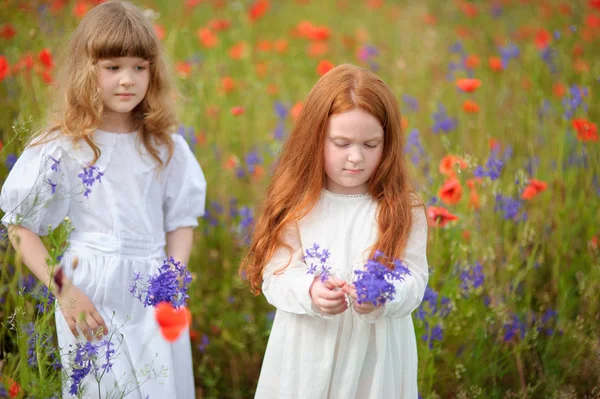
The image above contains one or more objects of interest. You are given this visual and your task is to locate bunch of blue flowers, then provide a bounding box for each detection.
[353,251,411,306]
[129,257,192,308]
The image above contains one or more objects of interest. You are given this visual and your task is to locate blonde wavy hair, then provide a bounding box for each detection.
[33,0,177,166]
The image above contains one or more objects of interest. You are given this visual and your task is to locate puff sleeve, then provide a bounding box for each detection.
[163,134,207,232]
[262,223,333,318]
[0,142,70,236]
[357,206,429,323]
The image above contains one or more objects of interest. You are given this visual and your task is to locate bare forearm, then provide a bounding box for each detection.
[7,225,61,294]
[166,227,194,265]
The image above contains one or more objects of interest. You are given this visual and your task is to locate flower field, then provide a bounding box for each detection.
[0,0,599,397]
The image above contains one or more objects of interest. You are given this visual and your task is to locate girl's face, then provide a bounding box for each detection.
[97,56,150,130]
[324,107,384,195]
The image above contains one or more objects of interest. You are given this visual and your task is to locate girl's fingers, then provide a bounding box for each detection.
[77,318,93,341]
[91,310,109,336]
[66,317,79,338]
[318,288,345,300]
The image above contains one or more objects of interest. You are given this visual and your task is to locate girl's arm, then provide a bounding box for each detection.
[8,225,57,291]
[355,207,429,323]
[8,225,108,340]
[166,227,194,265]
[262,224,337,318]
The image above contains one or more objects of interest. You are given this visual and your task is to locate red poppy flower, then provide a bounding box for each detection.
[38,48,53,69]
[439,177,463,205]
[0,56,9,82]
[308,41,329,58]
[535,29,552,50]
[521,179,547,200]
[197,28,218,48]
[462,100,479,113]
[488,56,503,72]
[456,78,481,93]
[153,24,165,40]
[231,106,245,116]
[208,19,231,32]
[468,189,480,210]
[73,0,89,18]
[590,0,600,10]
[274,39,289,53]
[155,302,191,342]
[176,62,192,78]
[572,119,598,142]
[221,76,236,93]
[0,24,17,40]
[553,83,566,97]
[427,206,459,227]
[229,42,247,59]
[249,0,270,22]
[465,55,480,69]
[317,60,334,76]
[439,155,467,177]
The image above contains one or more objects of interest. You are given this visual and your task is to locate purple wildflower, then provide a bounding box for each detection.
[562,85,589,120]
[198,334,210,353]
[498,43,520,68]
[274,101,288,119]
[402,95,419,112]
[46,178,57,194]
[129,257,192,308]
[68,340,116,396]
[494,194,526,222]
[421,321,444,349]
[460,262,484,294]
[5,154,17,171]
[304,243,332,282]
[48,155,61,172]
[405,128,426,165]
[77,164,104,198]
[503,314,526,342]
[353,255,411,306]
[474,150,504,180]
[432,104,457,134]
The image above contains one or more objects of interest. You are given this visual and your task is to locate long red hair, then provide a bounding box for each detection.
[240,64,423,294]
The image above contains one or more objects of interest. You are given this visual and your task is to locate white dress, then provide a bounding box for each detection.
[0,130,206,399]
[256,190,428,399]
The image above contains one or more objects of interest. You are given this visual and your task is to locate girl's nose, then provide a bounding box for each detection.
[348,147,363,163]
[119,72,135,87]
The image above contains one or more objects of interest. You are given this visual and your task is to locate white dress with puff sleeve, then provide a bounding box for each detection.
[0,130,206,399]
[256,190,428,399]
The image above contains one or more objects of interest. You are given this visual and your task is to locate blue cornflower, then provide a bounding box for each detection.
[273,122,286,140]
[474,151,504,180]
[198,334,210,353]
[498,43,520,68]
[562,85,589,120]
[245,150,263,174]
[130,257,192,308]
[460,262,484,294]
[402,95,419,112]
[540,47,558,74]
[353,255,411,306]
[421,322,444,349]
[503,314,526,342]
[274,101,288,119]
[432,104,457,134]
[5,154,17,171]
[494,194,526,222]
[405,128,426,165]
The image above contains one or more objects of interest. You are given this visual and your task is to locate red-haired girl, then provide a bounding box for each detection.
[241,64,429,398]
[1,1,204,397]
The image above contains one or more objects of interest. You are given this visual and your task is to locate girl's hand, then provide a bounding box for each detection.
[342,284,381,314]
[309,276,348,315]
[58,282,109,341]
